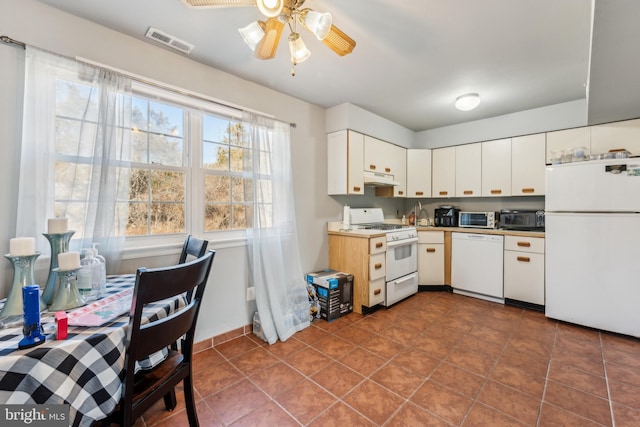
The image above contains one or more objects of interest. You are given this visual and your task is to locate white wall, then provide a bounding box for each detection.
[0,0,340,341]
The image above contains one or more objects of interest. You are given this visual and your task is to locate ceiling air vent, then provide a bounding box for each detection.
[145,27,195,54]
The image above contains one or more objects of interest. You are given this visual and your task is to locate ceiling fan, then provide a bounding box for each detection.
[180,0,356,75]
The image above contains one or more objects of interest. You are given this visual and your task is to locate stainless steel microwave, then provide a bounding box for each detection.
[458,211,498,229]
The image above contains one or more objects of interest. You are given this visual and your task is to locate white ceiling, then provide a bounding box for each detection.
[37,0,593,132]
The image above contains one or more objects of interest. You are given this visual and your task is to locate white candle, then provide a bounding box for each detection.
[48,218,69,234]
[9,237,36,256]
[58,251,81,270]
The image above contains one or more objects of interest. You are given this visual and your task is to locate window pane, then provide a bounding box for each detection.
[129,169,150,201]
[127,202,149,236]
[55,162,91,201]
[149,101,183,137]
[149,134,183,166]
[130,129,149,163]
[56,118,98,157]
[203,142,229,170]
[204,175,231,203]
[151,170,184,202]
[232,205,248,229]
[132,98,148,132]
[56,80,98,121]
[204,204,230,231]
[203,115,230,143]
[150,202,184,234]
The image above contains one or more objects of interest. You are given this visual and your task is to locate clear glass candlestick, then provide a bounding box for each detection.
[49,267,85,312]
[0,253,44,319]
[42,231,75,306]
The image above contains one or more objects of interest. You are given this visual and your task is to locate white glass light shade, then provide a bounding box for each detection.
[300,10,332,40]
[238,21,265,51]
[455,93,481,111]
[288,33,311,64]
[256,0,283,18]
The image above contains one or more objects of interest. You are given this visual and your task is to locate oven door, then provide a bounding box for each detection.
[385,237,418,282]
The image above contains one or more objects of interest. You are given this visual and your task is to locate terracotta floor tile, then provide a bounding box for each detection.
[228,401,299,427]
[391,347,441,377]
[498,345,550,379]
[275,378,337,424]
[343,380,405,425]
[338,347,387,377]
[410,333,457,359]
[603,344,640,370]
[548,360,608,398]
[476,380,540,425]
[506,333,554,360]
[446,346,496,376]
[193,347,225,366]
[370,362,425,398]
[612,403,640,427]
[359,333,405,359]
[378,323,421,346]
[463,402,527,427]
[312,316,353,333]
[430,362,485,398]
[249,361,305,397]
[538,403,605,427]
[334,324,375,345]
[214,335,260,359]
[313,334,356,359]
[147,400,221,427]
[356,315,392,333]
[193,359,244,398]
[544,380,612,425]
[456,334,505,360]
[205,379,268,425]
[310,361,364,398]
[607,360,640,389]
[386,402,451,427]
[284,347,332,376]
[410,380,474,425]
[308,402,375,427]
[609,380,640,411]
[264,336,307,358]
[228,346,279,377]
[490,363,546,398]
[293,323,331,345]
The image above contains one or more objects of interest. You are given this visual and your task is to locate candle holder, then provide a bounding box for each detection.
[0,253,45,320]
[19,285,46,349]
[49,267,85,312]
[42,231,75,306]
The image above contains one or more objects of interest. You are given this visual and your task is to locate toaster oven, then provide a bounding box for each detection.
[459,211,498,229]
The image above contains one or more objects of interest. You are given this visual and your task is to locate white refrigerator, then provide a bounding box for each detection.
[545,158,640,337]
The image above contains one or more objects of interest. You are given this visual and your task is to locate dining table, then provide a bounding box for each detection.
[0,274,186,427]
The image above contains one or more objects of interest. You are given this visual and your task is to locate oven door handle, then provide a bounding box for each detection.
[386,237,418,248]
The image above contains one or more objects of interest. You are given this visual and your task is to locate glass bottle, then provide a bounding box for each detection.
[78,249,100,301]
[91,243,107,298]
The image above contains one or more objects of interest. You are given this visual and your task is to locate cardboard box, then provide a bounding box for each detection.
[305,269,353,321]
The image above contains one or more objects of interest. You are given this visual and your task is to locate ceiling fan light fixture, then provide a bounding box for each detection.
[256,0,284,18]
[299,9,332,40]
[238,21,265,51]
[288,32,310,64]
[455,93,481,111]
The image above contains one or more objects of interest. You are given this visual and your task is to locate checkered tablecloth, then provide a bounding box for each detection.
[0,274,186,427]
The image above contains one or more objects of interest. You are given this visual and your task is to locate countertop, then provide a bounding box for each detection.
[327,221,544,238]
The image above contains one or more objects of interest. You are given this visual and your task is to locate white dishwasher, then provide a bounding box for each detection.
[451,232,504,304]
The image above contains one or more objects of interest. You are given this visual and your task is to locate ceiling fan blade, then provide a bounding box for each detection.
[180,0,256,9]
[322,24,356,56]
[254,18,284,60]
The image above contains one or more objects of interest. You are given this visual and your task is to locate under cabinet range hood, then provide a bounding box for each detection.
[363,170,399,187]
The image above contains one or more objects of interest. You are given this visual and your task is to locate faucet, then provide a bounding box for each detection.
[415,201,428,226]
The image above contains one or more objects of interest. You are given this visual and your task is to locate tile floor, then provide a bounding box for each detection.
[137,291,640,426]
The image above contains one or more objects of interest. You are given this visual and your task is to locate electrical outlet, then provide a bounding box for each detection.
[246,287,255,301]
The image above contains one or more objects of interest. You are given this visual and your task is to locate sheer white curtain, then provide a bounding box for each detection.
[243,112,309,344]
[17,47,131,273]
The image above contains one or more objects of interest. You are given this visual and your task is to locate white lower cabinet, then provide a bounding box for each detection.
[417,231,445,285]
[503,236,545,305]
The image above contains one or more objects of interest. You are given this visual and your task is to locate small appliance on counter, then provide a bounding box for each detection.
[499,209,545,231]
[434,206,460,227]
[458,211,498,229]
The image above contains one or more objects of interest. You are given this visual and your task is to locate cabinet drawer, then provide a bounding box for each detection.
[418,231,444,244]
[369,277,386,306]
[504,251,545,305]
[504,236,544,253]
[369,253,386,280]
[369,236,387,254]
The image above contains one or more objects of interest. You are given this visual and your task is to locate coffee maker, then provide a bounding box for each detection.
[434,206,460,227]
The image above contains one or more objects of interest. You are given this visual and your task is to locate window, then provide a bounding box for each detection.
[53,77,247,240]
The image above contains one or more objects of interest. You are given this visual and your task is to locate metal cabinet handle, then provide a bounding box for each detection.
[517,241,531,247]
[517,256,531,262]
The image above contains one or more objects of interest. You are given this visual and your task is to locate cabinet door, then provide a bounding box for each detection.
[432,146,456,198]
[482,138,511,197]
[455,143,481,197]
[512,133,545,196]
[388,143,407,197]
[364,136,391,174]
[591,118,640,157]
[327,130,364,195]
[418,243,445,285]
[407,149,431,198]
[504,251,545,305]
[546,127,590,164]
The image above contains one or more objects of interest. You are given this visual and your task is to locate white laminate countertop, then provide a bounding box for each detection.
[416,226,545,238]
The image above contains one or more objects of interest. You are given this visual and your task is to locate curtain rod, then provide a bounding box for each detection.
[1,34,296,128]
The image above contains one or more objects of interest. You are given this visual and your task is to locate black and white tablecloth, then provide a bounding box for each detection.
[0,275,186,427]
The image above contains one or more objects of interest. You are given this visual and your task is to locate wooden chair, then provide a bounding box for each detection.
[179,235,209,264]
[105,250,215,426]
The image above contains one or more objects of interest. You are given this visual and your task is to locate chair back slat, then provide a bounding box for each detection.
[134,302,198,358]
[179,235,209,264]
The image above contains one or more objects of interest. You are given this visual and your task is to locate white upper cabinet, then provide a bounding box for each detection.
[511,133,546,196]
[406,149,432,198]
[327,130,364,195]
[364,136,393,175]
[387,142,407,197]
[455,143,482,197]
[482,138,512,197]
[546,127,591,164]
[590,118,640,157]
[432,146,456,198]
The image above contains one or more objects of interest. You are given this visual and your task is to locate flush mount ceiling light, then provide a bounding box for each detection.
[181,0,356,76]
[455,93,481,111]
